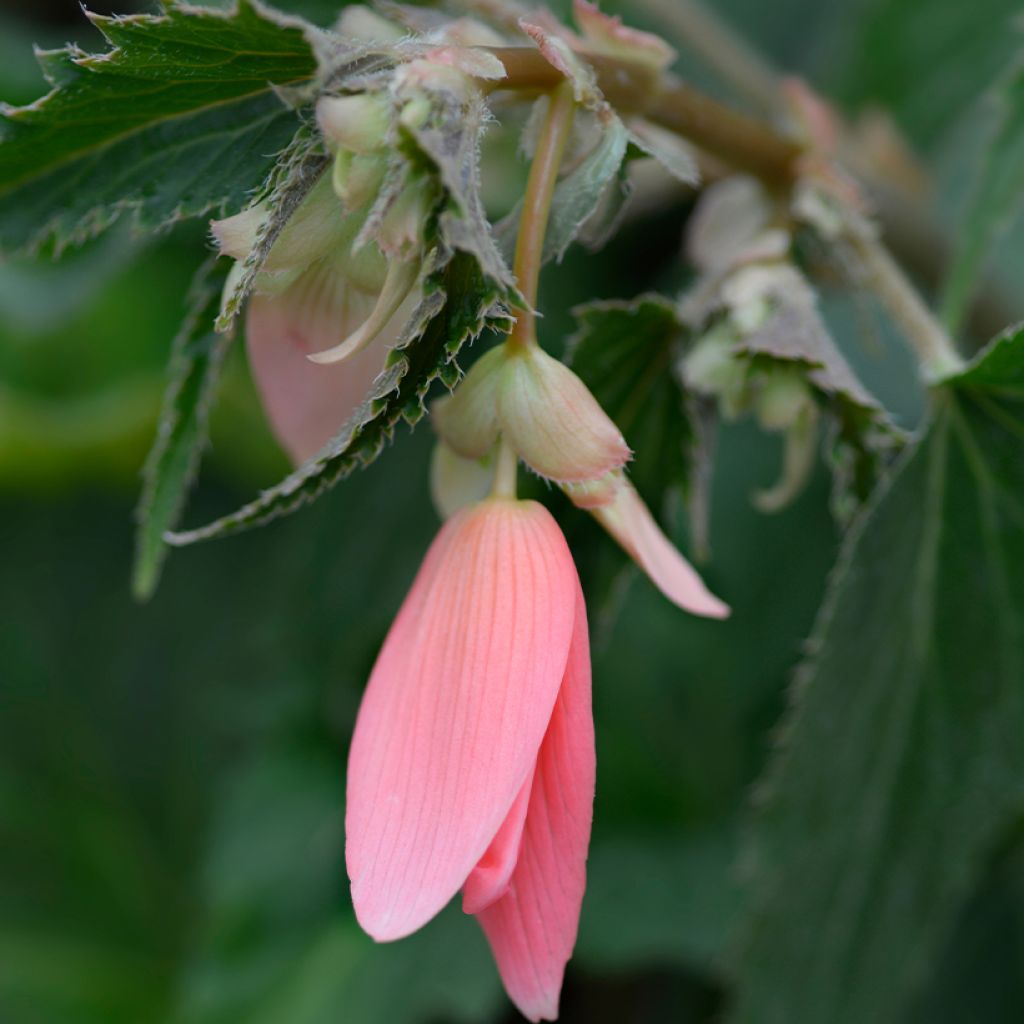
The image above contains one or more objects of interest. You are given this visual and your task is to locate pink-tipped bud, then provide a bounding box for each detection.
[498,345,630,483]
[317,92,391,155]
[573,0,677,73]
[432,347,504,459]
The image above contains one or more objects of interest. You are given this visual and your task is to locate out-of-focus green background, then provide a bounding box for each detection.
[1,1,1021,1022]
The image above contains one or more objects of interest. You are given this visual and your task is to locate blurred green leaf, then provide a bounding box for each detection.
[578,830,741,974]
[0,0,316,254]
[942,53,1024,333]
[731,325,1024,1023]
[134,258,231,600]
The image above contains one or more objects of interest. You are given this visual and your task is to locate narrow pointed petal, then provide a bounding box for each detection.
[246,261,394,465]
[476,577,595,1023]
[462,766,534,915]
[307,256,420,365]
[346,500,578,941]
[593,477,730,619]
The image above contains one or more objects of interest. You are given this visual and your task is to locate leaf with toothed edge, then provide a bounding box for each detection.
[132,256,233,600]
[166,247,511,546]
[731,323,1024,1024]
[0,0,319,255]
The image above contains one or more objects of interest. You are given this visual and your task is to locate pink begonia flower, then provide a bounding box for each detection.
[245,262,416,465]
[346,498,594,1022]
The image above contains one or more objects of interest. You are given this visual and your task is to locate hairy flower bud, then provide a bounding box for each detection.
[498,345,631,483]
[432,347,503,459]
[430,441,495,519]
[317,92,391,155]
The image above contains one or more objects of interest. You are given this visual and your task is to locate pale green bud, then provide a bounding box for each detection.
[317,92,391,155]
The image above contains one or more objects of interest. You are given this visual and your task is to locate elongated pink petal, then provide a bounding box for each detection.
[462,766,534,915]
[476,576,595,1023]
[594,478,730,619]
[246,260,406,465]
[346,500,578,941]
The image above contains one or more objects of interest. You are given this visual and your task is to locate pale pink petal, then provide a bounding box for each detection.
[246,260,412,465]
[462,766,534,915]
[476,576,595,1023]
[346,500,578,941]
[594,478,730,619]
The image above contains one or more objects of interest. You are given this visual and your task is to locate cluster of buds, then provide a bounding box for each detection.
[433,337,730,618]
[208,7,508,464]
[679,176,823,512]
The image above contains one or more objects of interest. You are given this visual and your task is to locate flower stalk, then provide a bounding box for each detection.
[509,81,577,349]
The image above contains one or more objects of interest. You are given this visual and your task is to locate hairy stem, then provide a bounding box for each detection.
[844,223,964,379]
[509,81,576,347]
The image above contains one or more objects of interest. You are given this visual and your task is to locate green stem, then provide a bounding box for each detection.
[490,437,519,500]
[508,81,576,349]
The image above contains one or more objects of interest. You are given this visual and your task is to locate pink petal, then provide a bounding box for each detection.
[476,576,595,1023]
[346,500,578,941]
[246,260,406,465]
[594,478,730,619]
[462,765,535,915]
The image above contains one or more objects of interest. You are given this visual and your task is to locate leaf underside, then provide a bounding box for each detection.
[133,257,233,601]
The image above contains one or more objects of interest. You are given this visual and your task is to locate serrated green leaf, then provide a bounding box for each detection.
[132,257,232,601]
[730,324,1024,1024]
[942,53,1024,334]
[167,248,508,545]
[0,0,318,254]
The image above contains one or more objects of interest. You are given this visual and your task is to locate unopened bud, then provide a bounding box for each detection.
[432,346,504,459]
[210,203,267,260]
[317,92,391,155]
[755,367,816,432]
[573,0,677,74]
[498,344,630,483]
[335,6,405,42]
[681,325,748,419]
[333,151,387,211]
[430,441,495,520]
[379,175,434,257]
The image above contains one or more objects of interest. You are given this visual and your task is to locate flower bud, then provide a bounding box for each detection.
[497,345,630,483]
[333,151,387,212]
[680,325,749,419]
[430,441,495,520]
[432,347,504,459]
[317,92,391,155]
[755,367,816,432]
[573,0,676,74]
[210,203,267,259]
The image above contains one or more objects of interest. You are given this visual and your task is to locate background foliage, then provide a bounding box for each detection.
[1,1,1022,1023]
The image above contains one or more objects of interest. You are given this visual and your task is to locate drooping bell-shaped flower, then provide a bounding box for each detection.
[346,498,594,1022]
